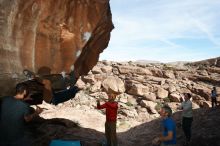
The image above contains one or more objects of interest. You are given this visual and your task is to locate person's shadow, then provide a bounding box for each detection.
[26,107,220,146]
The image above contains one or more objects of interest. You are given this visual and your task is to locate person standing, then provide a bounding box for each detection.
[152,105,176,146]
[211,87,218,108]
[0,83,43,146]
[178,93,193,146]
[97,92,118,146]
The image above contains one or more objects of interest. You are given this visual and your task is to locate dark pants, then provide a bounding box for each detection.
[51,86,79,105]
[105,121,117,146]
[212,97,217,108]
[182,117,193,142]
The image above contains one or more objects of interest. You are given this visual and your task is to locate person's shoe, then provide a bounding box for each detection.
[183,140,190,146]
[23,69,35,79]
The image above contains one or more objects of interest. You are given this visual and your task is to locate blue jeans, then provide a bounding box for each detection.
[51,86,79,105]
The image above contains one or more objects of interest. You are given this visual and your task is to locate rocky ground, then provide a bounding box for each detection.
[18,58,220,145]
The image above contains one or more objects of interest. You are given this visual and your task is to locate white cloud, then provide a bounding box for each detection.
[190,18,220,46]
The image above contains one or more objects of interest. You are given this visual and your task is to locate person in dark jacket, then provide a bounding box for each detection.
[22,69,79,105]
[211,86,218,108]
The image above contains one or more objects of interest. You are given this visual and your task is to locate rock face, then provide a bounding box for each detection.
[1,59,220,145]
[0,0,113,81]
[81,60,220,110]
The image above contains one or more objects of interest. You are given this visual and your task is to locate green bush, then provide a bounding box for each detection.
[155,102,163,112]
[125,102,133,106]
[163,97,170,103]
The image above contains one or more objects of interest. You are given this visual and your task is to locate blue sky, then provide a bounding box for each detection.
[99,0,220,62]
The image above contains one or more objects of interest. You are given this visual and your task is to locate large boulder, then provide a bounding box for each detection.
[140,100,157,114]
[169,93,182,102]
[0,0,113,95]
[127,84,149,97]
[102,76,125,94]
[157,87,168,99]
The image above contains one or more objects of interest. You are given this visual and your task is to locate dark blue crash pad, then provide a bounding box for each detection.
[50,140,81,146]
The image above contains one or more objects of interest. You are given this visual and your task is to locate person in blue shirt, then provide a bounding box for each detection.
[0,83,43,146]
[152,105,176,146]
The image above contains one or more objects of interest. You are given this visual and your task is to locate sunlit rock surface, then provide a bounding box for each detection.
[0,0,113,95]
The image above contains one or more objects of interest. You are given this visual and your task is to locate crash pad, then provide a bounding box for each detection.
[50,140,81,146]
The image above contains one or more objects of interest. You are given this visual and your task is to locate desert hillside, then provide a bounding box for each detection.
[26,58,220,146]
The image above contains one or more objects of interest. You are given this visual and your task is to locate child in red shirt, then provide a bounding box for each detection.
[97,92,118,146]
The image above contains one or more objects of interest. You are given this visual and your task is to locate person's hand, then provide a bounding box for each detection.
[177,104,183,110]
[152,137,160,145]
[35,106,43,114]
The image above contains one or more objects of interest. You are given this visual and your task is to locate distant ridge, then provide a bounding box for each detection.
[135,57,220,66]
[186,56,220,67]
[135,60,161,64]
